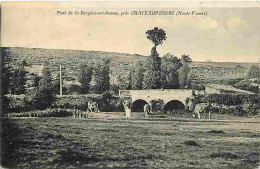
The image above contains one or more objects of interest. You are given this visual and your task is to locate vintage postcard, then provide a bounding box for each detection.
[1,1,260,169]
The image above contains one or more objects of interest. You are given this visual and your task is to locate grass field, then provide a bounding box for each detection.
[1,112,260,169]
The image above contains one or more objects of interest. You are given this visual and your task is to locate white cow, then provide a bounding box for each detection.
[123,100,131,119]
[143,104,151,117]
[87,101,100,113]
[193,103,211,119]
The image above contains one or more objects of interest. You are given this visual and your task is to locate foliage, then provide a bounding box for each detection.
[131,61,144,90]
[78,64,93,94]
[92,59,110,94]
[143,27,167,89]
[7,108,74,117]
[68,84,81,94]
[146,27,167,47]
[109,84,119,95]
[99,92,118,112]
[143,47,162,89]
[205,94,259,116]
[126,72,132,90]
[179,55,192,89]
[234,79,259,94]
[161,53,182,89]
[247,65,260,80]
[34,61,55,110]
[8,60,28,94]
[151,99,164,113]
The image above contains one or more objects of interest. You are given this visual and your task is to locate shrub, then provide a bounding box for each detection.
[68,84,81,94]
[7,108,74,117]
[99,92,118,112]
[34,86,56,110]
[151,99,164,113]
[54,95,88,111]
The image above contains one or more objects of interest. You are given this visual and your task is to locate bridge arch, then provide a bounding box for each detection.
[131,99,148,112]
[163,100,185,113]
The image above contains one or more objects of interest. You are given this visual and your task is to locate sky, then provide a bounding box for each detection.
[1,2,260,63]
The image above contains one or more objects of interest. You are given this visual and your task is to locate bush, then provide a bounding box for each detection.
[7,108,74,117]
[99,92,118,112]
[204,94,259,116]
[34,86,56,110]
[54,95,89,111]
[151,99,164,113]
[68,84,81,94]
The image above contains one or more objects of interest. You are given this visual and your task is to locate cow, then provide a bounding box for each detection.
[143,104,151,117]
[73,109,89,118]
[188,97,196,112]
[193,103,212,119]
[87,101,100,113]
[123,100,131,119]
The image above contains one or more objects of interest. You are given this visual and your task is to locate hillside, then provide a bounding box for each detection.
[189,62,258,84]
[2,47,259,88]
[2,47,146,88]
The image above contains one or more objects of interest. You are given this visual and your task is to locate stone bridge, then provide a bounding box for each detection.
[119,89,195,111]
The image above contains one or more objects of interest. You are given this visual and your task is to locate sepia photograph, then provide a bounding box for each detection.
[0,1,260,168]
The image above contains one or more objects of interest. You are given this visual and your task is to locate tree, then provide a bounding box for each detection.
[179,54,192,89]
[126,71,132,90]
[143,47,162,89]
[143,28,167,89]
[132,61,144,90]
[161,53,182,89]
[143,27,167,89]
[247,65,260,81]
[9,60,28,94]
[78,64,93,94]
[146,27,167,47]
[1,52,12,114]
[2,53,11,96]
[34,60,55,110]
[92,59,110,94]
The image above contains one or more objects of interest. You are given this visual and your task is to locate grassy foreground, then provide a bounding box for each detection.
[1,113,260,169]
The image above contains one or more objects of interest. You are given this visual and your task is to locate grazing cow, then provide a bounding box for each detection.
[143,104,151,117]
[123,100,131,119]
[188,97,196,112]
[87,101,100,113]
[193,103,211,119]
[73,109,89,118]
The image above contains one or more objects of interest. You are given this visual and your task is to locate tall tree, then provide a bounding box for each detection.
[144,27,167,89]
[92,59,110,94]
[9,60,28,94]
[179,54,192,89]
[34,60,55,110]
[78,64,93,94]
[247,65,260,81]
[132,61,144,90]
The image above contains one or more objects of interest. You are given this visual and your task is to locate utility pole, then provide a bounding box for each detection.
[60,65,62,96]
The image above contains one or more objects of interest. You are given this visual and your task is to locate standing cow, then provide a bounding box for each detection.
[193,103,211,119]
[123,100,131,119]
[87,101,100,113]
[143,104,151,117]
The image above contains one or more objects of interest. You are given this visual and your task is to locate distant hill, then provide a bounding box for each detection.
[189,62,259,84]
[2,47,259,88]
[2,47,146,88]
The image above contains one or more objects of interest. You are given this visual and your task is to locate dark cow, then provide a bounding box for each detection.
[73,109,89,118]
[143,104,151,117]
[87,101,100,113]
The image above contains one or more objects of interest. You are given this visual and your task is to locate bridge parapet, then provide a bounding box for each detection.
[119,89,194,105]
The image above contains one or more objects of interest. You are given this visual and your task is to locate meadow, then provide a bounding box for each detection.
[1,113,260,169]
